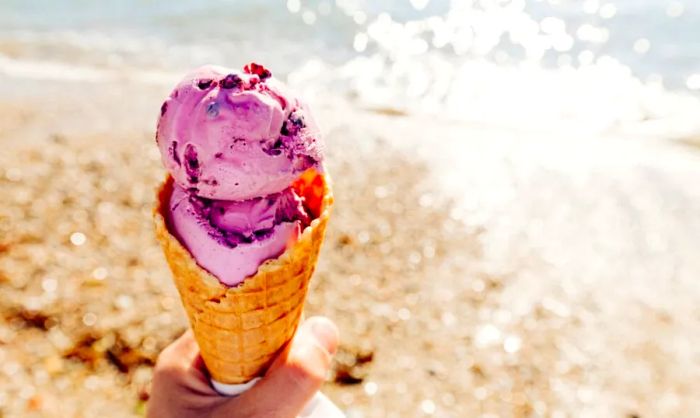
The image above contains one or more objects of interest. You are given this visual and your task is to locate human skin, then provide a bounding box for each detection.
[147,317,339,418]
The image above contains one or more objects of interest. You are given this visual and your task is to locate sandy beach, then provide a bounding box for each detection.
[1,73,700,418]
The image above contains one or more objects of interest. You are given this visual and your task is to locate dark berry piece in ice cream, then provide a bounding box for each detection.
[243,63,271,80]
[223,239,239,249]
[220,74,242,89]
[169,141,181,166]
[289,113,305,129]
[281,112,305,136]
[184,144,201,183]
[263,138,285,156]
[254,228,272,239]
[160,101,168,116]
[197,79,215,89]
[206,102,220,118]
[185,145,199,169]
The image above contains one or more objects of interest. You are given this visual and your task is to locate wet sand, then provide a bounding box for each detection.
[1,79,700,417]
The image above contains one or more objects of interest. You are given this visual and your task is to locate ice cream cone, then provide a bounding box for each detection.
[154,170,333,384]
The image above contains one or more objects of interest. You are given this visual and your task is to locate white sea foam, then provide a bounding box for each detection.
[0,54,178,85]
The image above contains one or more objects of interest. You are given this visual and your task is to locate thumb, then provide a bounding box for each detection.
[221,316,339,418]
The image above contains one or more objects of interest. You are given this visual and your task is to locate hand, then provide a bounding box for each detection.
[147,316,339,418]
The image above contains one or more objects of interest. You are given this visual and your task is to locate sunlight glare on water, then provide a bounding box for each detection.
[296,0,700,134]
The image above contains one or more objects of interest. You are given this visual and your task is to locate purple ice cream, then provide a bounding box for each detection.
[157,64,322,201]
[156,64,324,286]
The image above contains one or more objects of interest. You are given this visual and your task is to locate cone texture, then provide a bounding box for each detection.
[154,170,332,384]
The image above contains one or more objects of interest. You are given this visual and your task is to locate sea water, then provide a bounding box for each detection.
[0,0,698,134]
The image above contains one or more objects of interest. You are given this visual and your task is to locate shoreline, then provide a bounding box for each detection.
[3,55,700,142]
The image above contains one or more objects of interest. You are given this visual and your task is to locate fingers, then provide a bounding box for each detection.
[218,316,339,418]
[156,329,198,369]
[148,330,224,417]
[154,329,215,396]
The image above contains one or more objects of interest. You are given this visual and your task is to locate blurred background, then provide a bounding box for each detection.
[1,0,699,417]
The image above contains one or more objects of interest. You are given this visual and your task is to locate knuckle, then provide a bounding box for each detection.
[153,356,184,380]
[286,360,322,390]
[285,344,328,388]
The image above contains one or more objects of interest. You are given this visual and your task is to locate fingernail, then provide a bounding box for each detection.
[310,318,339,355]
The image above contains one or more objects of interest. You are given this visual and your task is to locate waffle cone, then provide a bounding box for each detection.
[153,170,333,384]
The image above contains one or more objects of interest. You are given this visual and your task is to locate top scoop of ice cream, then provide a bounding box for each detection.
[157,64,323,201]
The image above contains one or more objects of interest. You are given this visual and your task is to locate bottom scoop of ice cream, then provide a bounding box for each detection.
[168,183,311,286]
